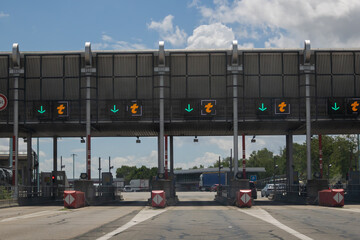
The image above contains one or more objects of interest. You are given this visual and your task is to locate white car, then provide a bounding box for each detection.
[123,186,134,192]
[261,184,274,197]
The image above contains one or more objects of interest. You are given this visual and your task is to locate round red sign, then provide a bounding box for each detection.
[0,94,8,111]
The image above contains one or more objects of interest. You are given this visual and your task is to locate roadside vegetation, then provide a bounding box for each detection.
[0,186,12,200]
[115,135,358,184]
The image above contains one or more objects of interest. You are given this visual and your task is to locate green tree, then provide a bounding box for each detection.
[246,148,285,179]
[116,165,158,183]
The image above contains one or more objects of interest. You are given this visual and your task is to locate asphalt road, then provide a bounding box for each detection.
[0,192,359,240]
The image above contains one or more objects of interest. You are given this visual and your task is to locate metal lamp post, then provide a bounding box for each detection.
[71,154,77,180]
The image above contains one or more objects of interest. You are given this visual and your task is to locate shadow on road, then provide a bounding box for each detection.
[176,200,221,206]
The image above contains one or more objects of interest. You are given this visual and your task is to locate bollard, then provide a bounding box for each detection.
[64,190,85,209]
[151,190,166,208]
[236,189,252,208]
[318,189,344,207]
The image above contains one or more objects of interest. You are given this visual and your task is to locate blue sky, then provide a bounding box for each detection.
[1,0,359,178]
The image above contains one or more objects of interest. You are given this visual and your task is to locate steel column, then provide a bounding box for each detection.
[27,132,32,187]
[319,134,323,178]
[13,77,18,190]
[227,41,242,177]
[300,40,314,181]
[242,133,246,179]
[53,137,57,175]
[37,138,40,191]
[233,73,238,176]
[159,74,164,175]
[286,134,294,187]
[86,75,91,180]
[306,72,312,180]
[155,41,168,176]
[82,42,94,180]
[165,135,168,179]
[170,136,174,175]
[9,137,12,167]
[10,43,22,198]
[358,134,360,173]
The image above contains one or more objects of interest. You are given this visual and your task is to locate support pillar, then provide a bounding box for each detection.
[150,41,177,205]
[10,43,23,198]
[154,41,169,177]
[227,40,243,178]
[81,42,95,180]
[300,40,315,181]
[242,134,246,179]
[319,134,323,178]
[165,135,168,179]
[170,136,174,176]
[27,133,32,186]
[53,137,57,176]
[9,137,12,167]
[286,134,294,189]
[27,132,32,195]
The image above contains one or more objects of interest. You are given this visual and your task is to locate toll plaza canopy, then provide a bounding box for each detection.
[1,46,360,137]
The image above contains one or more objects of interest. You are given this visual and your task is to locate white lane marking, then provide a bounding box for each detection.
[97,208,167,240]
[326,207,360,213]
[0,210,60,222]
[237,208,313,240]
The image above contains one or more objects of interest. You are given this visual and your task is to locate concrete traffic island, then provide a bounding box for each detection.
[74,180,123,205]
[215,179,250,205]
[149,179,178,206]
[306,179,329,204]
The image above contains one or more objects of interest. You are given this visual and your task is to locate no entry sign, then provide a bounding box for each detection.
[0,94,7,111]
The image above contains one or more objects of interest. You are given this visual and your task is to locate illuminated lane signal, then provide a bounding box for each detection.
[111,105,119,113]
[258,103,267,112]
[347,98,360,115]
[127,100,142,117]
[185,104,193,112]
[274,99,290,115]
[34,102,51,119]
[55,101,69,118]
[327,98,344,117]
[108,101,122,120]
[201,100,216,116]
[182,100,198,118]
[256,99,271,117]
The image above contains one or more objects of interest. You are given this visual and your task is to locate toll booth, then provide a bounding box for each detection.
[101,172,114,197]
[53,171,69,188]
[40,172,52,197]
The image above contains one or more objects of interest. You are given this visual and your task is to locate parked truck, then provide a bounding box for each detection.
[199,172,226,191]
[124,179,150,192]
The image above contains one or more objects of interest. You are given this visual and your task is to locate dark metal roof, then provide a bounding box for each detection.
[1,48,360,137]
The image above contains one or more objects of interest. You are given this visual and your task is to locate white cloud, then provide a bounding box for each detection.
[112,150,158,169]
[148,15,187,47]
[0,12,9,18]
[93,34,147,50]
[71,148,85,153]
[175,152,221,169]
[187,23,235,49]
[194,0,360,48]
[39,151,46,157]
